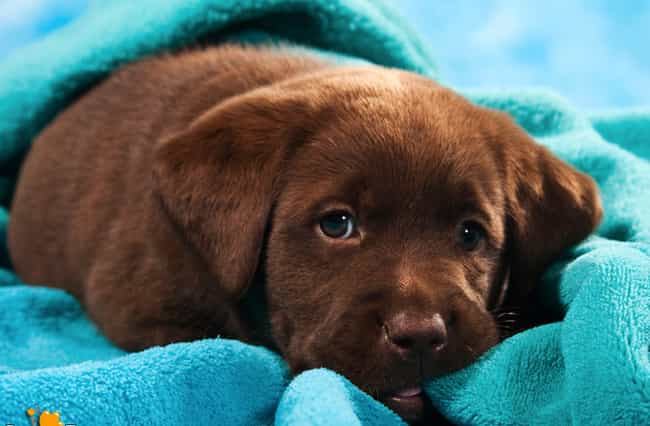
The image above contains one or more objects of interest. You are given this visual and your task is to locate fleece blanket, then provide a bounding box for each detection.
[0,1,649,425]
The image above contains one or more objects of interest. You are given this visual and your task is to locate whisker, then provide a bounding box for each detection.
[494,311,520,319]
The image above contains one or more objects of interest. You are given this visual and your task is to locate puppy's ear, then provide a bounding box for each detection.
[153,87,320,300]
[497,112,603,307]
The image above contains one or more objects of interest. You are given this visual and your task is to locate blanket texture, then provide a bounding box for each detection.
[1,1,649,425]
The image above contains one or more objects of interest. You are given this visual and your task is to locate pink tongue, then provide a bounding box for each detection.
[394,386,423,398]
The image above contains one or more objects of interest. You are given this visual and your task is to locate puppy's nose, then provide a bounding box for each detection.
[384,313,447,357]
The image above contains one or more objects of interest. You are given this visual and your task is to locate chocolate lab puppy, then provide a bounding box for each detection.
[8,45,602,422]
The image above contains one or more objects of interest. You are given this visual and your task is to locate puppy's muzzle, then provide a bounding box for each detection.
[379,311,449,421]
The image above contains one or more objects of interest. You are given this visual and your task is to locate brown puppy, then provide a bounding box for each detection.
[8,45,602,422]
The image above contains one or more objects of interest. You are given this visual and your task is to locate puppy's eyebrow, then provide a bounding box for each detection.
[459,203,492,225]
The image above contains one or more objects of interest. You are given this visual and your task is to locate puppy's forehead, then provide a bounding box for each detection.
[281,71,506,235]
[300,68,499,155]
[294,71,501,196]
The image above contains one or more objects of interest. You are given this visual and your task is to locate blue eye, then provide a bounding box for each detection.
[319,212,355,239]
[458,220,485,251]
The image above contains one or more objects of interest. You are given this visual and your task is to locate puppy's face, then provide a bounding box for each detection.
[266,89,506,412]
[155,67,602,422]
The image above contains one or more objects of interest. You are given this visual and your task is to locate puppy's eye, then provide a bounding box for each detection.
[458,220,486,251]
[319,212,356,239]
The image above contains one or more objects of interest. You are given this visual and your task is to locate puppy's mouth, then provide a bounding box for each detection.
[379,385,428,422]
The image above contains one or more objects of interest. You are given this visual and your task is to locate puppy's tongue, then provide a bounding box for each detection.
[393,386,422,398]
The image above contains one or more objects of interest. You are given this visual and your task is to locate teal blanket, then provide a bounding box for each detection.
[1,1,649,425]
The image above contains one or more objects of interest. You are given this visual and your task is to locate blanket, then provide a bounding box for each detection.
[1,1,649,425]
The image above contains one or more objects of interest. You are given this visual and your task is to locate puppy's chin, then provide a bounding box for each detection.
[281,349,484,424]
[275,315,500,423]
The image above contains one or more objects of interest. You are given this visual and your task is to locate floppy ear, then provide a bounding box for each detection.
[497,113,603,308]
[153,87,321,300]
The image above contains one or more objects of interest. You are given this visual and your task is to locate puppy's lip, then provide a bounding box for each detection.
[380,386,426,421]
[393,385,423,398]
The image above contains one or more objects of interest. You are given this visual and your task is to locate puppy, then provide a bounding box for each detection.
[8,45,602,422]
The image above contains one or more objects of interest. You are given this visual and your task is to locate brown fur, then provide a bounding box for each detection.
[8,45,602,422]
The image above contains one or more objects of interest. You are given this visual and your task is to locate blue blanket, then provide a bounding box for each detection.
[1,1,649,425]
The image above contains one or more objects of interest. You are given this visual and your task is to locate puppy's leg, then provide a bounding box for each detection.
[82,250,251,352]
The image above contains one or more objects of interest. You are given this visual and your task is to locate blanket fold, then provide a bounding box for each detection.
[1,1,649,425]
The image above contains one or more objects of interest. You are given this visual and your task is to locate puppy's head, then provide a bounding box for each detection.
[154,67,602,421]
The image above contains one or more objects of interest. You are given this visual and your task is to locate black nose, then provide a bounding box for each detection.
[384,313,448,357]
